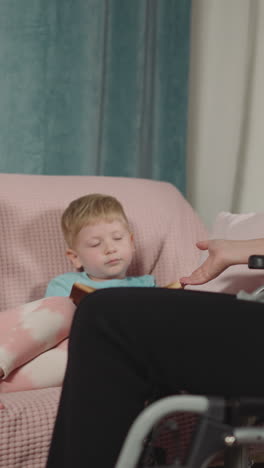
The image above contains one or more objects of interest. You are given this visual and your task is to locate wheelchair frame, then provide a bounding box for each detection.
[116,395,264,468]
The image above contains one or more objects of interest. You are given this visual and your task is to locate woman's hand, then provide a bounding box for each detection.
[180,240,230,285]
[180,238,260,286]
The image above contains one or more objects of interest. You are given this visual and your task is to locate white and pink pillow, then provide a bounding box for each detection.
[0,296,76,392]
[187,211,264,294]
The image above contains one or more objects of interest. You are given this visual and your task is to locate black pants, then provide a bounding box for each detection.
[46,288,264,468]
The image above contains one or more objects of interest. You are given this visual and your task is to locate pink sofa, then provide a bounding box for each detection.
[1,174,264,467]
[0,173,207,467]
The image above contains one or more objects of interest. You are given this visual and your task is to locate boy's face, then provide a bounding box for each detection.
[66,219,134,281]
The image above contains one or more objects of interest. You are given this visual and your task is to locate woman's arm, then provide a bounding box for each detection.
[180,238,264,285]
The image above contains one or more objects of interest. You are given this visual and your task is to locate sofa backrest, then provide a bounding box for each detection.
[0,174,207,310]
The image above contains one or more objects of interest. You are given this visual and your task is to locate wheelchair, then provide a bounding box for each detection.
[116,395,264,468]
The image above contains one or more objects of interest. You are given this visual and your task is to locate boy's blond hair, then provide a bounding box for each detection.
[61,193,129,248]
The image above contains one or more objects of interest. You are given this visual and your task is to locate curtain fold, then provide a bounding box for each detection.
[0,0,191,194]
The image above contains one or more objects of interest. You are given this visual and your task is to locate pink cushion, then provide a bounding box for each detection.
[0,339,68,393]
[0,296,75,392]
[187,211,264,294]
[0,174,207,310]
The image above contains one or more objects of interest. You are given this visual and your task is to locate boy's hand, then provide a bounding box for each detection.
[166,281,183,289]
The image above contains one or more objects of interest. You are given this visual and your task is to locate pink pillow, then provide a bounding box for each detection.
[0,339,68,393]
[187,211,264,294]
[0,296,75,390]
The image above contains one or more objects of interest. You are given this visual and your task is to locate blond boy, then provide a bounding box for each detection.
[45,194,156,297]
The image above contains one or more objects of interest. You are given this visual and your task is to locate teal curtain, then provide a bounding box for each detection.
[0,0,191,194]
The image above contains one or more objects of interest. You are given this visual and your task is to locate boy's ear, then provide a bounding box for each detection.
[130,233,135,250]
[66,248,83,270]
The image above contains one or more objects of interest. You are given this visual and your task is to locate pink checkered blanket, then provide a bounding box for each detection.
[0,388,60,467]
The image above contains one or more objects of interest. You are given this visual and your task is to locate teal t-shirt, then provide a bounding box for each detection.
[45,271,156,297]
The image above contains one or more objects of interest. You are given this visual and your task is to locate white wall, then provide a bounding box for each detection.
[186,0,264,229]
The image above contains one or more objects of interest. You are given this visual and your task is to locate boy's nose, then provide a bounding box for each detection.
[105,242,117,254]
